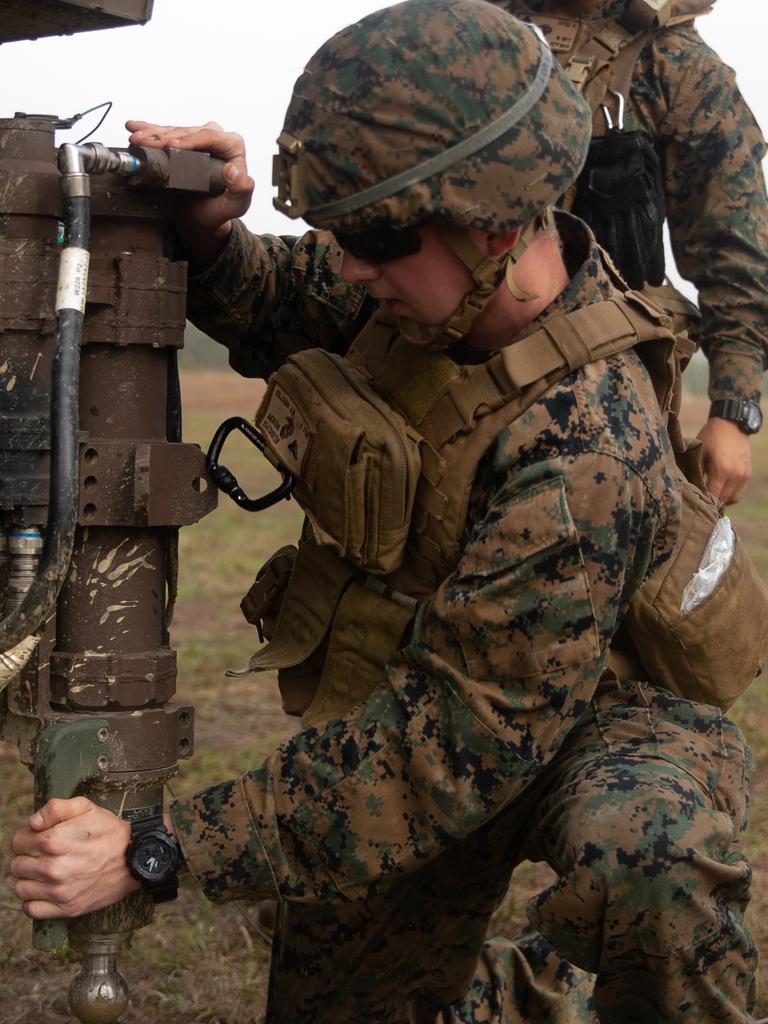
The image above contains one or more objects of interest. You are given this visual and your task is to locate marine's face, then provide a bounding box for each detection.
[338,225,475,343]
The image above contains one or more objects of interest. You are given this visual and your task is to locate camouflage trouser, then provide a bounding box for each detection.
[265,682,756,1024]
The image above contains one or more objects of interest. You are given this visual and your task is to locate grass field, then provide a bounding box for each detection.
[0,371,766,1023]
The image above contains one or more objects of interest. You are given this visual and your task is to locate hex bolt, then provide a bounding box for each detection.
[97,728,110,744]
[97,755,110,772]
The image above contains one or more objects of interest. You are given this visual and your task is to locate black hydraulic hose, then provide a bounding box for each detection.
[0,150,90,652]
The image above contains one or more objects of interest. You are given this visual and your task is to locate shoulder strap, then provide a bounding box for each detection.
[420,291,673,449]
[397,290,677,578]
[345,307,399,375]
[509,1,702,114]
[620,0,672,31]
[509,9,652,148]
[624,0,712,29]
[347,308,466,426]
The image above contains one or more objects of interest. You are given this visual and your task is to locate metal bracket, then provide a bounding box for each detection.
[79,439,217,526]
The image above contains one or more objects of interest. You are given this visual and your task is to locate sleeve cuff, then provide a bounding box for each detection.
[188,219,250,290]
[169,778,279,904]
[706,350,766,405]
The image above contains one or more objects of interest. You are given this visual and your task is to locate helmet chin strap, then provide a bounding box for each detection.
[395,209,552,348]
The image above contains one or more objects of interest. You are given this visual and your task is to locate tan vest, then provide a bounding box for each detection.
[240,289,682,725]
[505,0,714,137]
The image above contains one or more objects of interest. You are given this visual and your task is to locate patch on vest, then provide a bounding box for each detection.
[525,15,579,53]
[258,384,312,475]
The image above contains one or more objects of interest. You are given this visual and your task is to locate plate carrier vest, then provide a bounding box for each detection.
[238,278,767,725]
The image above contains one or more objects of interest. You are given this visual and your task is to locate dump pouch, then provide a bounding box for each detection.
[571,129,666,289]
[245,541,359,716]
[611,335,768,710]
[254,348,422,574]
[303,581,415,726]
[242,540,415,723]
[624,467,768,710]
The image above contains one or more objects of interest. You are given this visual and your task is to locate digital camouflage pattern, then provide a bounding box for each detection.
[185,225,371,380]
[492,0,768,403]
[176,214,756,1021]
[258,684,753,1024]
[276,0,592,235]
[442,686,754,1024]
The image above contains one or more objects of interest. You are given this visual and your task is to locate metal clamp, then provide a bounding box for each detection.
[206,416,295,512]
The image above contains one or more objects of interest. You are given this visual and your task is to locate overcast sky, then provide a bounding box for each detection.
[2,0,766,291]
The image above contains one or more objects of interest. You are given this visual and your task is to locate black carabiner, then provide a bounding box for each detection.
[206,416,295,512]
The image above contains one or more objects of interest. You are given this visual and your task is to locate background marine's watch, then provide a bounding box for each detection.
[125,815,183,903]
[709,399,763,435]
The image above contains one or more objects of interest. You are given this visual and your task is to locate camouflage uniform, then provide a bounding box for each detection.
[173,215,755,1024]
[493,0,768,405]
[170,3,756,1020]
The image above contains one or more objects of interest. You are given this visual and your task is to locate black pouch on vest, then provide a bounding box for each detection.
[571,129,665,290]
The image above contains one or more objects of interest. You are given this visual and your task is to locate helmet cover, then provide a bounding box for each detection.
[273,0,593,234]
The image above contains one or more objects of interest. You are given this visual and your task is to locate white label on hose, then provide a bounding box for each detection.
[55,247,90,313]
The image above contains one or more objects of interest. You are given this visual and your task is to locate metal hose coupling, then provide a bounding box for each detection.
[73,141,227,194]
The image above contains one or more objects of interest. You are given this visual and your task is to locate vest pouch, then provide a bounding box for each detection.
[255,348,422,574]
[302,580,415,727]
[247,542,359,716]
[278,641,329,718]
[624,477,768,710]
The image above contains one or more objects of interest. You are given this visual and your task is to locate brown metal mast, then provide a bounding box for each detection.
[0,5,222,1019]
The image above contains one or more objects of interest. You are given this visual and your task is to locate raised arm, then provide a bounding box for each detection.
[126,120,255,271]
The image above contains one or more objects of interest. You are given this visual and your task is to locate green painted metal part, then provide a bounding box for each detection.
[32,719,110,952]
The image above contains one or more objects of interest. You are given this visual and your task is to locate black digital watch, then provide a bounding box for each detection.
[708,399,763,436]
[125,814,183,904]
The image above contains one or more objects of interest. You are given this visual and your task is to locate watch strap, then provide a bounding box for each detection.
[129,812,166,839]
[150,882,179,905]
[708,398,762,435]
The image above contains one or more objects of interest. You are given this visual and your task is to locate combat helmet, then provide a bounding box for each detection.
[273,0,593,345]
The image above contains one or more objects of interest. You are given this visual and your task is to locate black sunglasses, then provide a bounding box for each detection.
[333,224,423,264]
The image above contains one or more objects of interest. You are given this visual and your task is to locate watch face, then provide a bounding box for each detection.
[745,403,763,433]
[135,836,175,880]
